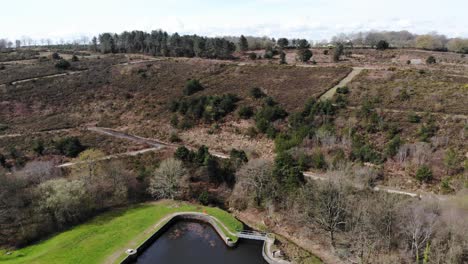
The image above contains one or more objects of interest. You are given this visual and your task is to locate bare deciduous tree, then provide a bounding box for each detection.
[233,159,276,207]
[148,158,186,200]
[399,202,438,262]
[314,181,347,247]
[14,161,61,184]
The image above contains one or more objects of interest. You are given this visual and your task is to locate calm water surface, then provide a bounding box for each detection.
[136,221,266,264]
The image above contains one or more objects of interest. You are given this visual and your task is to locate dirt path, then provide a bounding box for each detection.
[58,147,160,168]
[303,171,446,200]
[113,58,165,67]
[0,127,77,139]
[2,58,165,86]
[87,127,230,159]
[87,127,169,148]
[89,127,446,200]
[346,106,468,120]
[319,67,365,101]
[6,69,88,85]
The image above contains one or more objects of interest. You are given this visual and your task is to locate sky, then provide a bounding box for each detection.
[1,0,467,42]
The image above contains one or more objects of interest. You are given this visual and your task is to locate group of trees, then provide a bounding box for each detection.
[97,30,236,59]
[330,30,468,53]
[230,156,468,263]
[0,149,136,246]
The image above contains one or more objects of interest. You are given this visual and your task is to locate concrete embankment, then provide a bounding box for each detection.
[120,212,288,264]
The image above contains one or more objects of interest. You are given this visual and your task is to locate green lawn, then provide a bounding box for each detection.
[0,200,243,264]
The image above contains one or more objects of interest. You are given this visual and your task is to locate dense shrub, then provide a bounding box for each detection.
[255,104,287,123]
[198,191,210,205]
[279,51,286,64]
[184,79,204,95]
[376,40,390,50]
[273,152,305,192]
[169,133,182,143]
[249,53,257,60]
[255,101,287,136]
[296,49,312,62]
[237,106,254,119]
[418,122,437,142]
[230,149,248,168]
[336,86,349,94]
[415,165,433,182]
[384,135,402,158]
[51,52,61,60]
[426,56,436,64]
[310,151,327,169]
[0,154,6,168]
[55,137,85,157]
[274,126,311,153]
[55,59,71,70]
[32,140,45,156]
[71,55,79,62]
[407,112,421,123]
[171,94,239,123]
[174,146,192,161]
[250,87,266,99]
[350,135,382,164]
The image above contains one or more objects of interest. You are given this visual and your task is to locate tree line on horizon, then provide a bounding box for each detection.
[329,30,468,53]
[93,30,237,59]
[1,30,467,55]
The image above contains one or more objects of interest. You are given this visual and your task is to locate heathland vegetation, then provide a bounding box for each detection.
[0,28,467,264]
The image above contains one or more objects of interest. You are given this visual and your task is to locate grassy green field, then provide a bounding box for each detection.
[0,200,243,264]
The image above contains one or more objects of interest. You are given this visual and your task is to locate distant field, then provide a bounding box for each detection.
[0,201,242,264]
[347,68,468,114]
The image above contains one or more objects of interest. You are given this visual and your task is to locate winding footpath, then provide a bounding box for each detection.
[319,67,365,101]
[84,127,445,201]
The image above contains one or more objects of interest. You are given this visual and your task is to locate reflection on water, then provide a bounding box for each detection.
[136,221,266,264]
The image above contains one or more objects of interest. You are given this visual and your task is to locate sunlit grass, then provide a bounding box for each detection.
[0,200,242,264]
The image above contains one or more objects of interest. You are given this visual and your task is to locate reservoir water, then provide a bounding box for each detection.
[136,220,267,264]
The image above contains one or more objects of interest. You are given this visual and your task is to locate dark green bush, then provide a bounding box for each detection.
[174,146,191,161]
[384,135,402,158]
[54,137,85,157]
[51,52,61,60]
[238,106,254,119]
[376,40,390,50]
[171,94,239,123]
[0,154,6,168]
[230,149,248,168]
[169,133,181,143]
[184,79,204,95]
[419,123,437,142]
[426,56,436,64]
[415,165,433,182]
[250,87,265,99]
[55,59,71,70]
[408,113,421,123]
[273,152,305,192]
[32,140,45,156]
[336,86,349,94]
[311,151,327,169]
[198,191,210,205]
[296,49,312,62]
